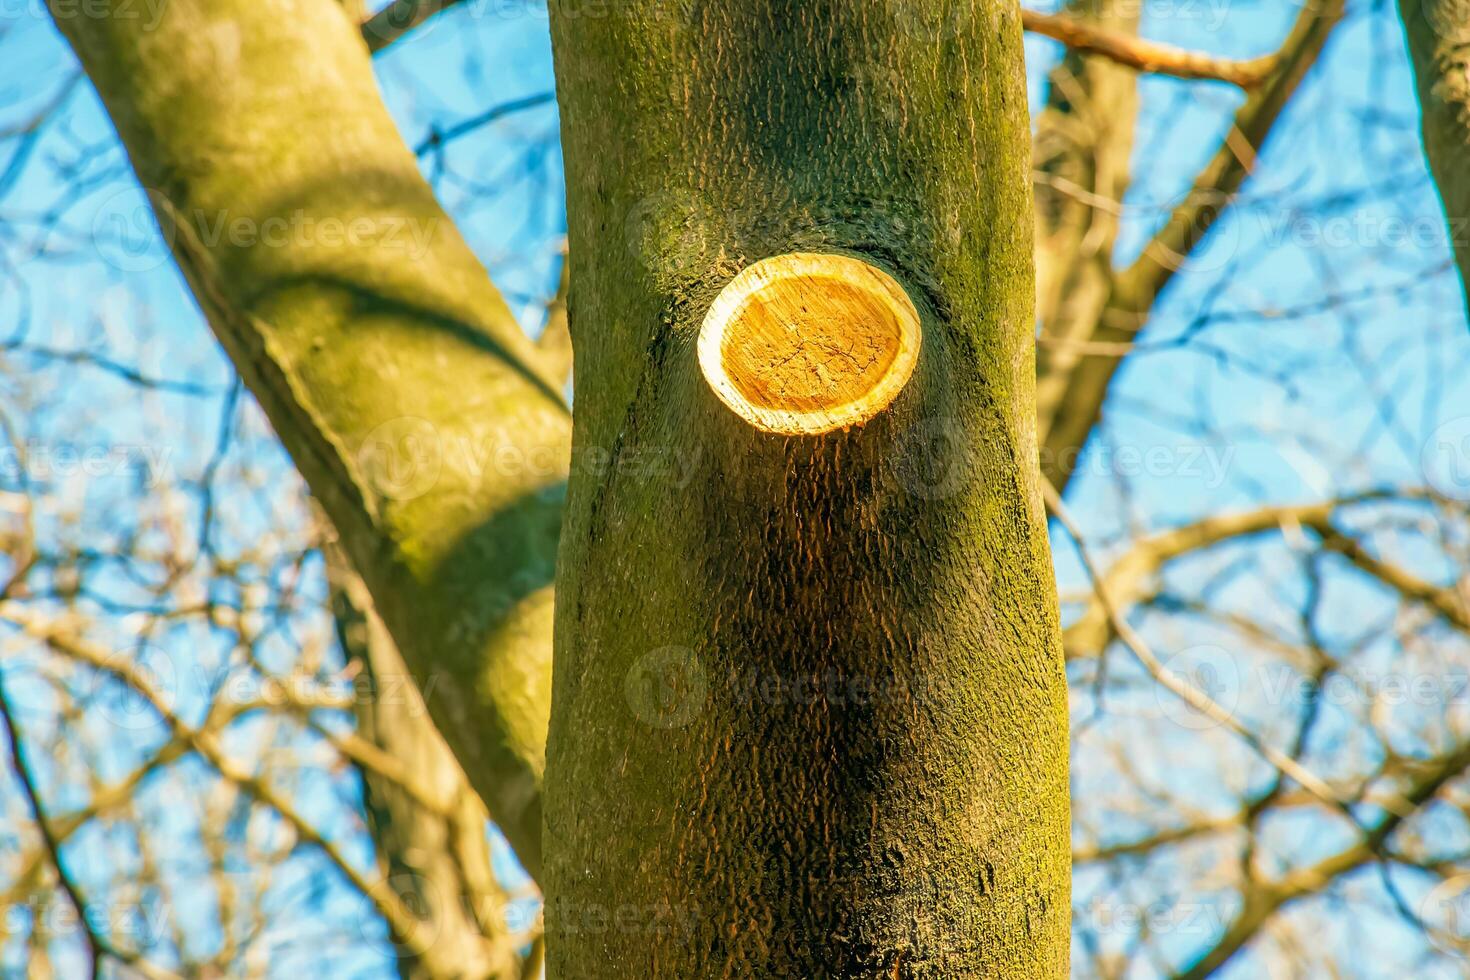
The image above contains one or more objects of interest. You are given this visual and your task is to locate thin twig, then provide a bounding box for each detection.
[1041,477,1409,818]
[0,667,103,978]
[414,92,557,157]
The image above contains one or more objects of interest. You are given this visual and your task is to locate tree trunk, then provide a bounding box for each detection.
[49,0,568,878]
[1400,0,1470,316]
[545,2,1068,976]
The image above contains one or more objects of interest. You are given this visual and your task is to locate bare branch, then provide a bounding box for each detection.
[52,0,568,881]
[1045,478,1380,816]
[362,0,467,54]
[0,665,182,980]
[1022,9,1277,88]
[1064,491,1410,659]
[1039,0,1347,491]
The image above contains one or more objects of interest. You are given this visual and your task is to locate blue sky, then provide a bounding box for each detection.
[3,0,1470,976]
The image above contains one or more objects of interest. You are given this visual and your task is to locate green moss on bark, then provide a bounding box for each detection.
[51,0,569,880]
[546,2,1068,976]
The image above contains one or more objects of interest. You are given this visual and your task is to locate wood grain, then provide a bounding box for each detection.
[697,252,922,435]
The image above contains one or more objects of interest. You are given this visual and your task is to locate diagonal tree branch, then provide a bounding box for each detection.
[1039,0,1347,491]
[1045,479,1361,815]
[0,667,105,979]
[1063,491,1407,659]
[1310,520,1470,630]
[357,0,1278,89]
[327,538,524,980]
[1032,0,1145,477]
[49,0,569,881]
[1399,0,1470,317]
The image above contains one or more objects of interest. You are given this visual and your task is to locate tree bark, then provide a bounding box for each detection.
[546,2,1068,976]
[327,541,521,980]
[49,0,568,879]
[1400,0,1470,317]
